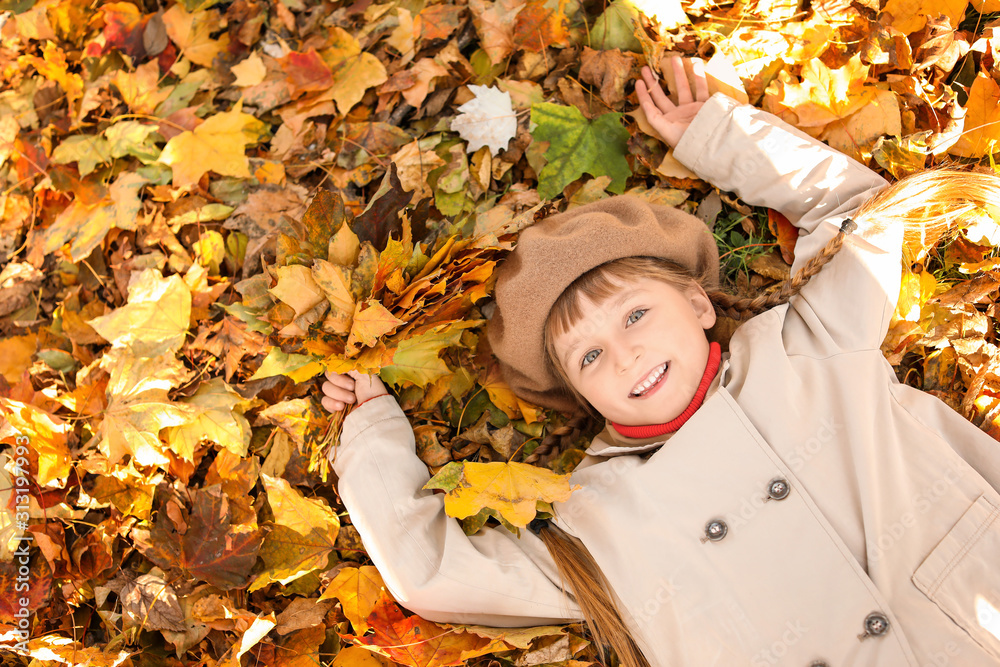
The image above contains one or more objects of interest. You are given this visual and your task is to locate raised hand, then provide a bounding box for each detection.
[635,57,710,148]
[321,369,388,412]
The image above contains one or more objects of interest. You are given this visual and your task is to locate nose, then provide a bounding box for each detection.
[615,346,641,375]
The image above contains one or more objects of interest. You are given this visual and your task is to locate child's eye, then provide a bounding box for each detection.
[627,309,647,325]
[581,349,600,368]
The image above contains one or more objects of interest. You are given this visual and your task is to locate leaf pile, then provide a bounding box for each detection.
[0,0,998,665]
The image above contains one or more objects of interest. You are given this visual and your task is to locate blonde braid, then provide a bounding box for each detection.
[706,219,858,320]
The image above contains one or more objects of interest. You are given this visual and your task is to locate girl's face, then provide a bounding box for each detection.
[552,277,717,427]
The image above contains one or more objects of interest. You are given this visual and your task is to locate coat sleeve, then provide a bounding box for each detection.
[674,94,894,355]
[332,395,584,626]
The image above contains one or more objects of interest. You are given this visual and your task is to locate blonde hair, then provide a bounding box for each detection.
[533,166,1000,667]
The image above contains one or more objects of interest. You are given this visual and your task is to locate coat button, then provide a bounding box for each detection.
[864,612,890,637]
[704,519,728,541]
[767,478,790,500]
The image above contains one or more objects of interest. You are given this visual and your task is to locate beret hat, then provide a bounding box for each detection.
[487,195,720,413]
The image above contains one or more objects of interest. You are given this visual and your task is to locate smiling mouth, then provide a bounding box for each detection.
[630,362,669,398]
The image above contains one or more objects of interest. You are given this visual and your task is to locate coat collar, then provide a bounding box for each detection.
[585,351,731,457]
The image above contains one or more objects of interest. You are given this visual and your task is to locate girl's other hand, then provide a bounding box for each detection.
[321,370,388,413]
[635,58,710,147]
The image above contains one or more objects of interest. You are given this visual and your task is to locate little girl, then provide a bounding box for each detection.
[321,59,1000,667]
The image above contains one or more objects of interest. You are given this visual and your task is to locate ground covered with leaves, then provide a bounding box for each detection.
[0,0,999,664]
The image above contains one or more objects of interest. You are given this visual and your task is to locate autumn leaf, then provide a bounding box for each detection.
[164,378,252,459]
[94,351,194,467]
[87,269,191,357]
[0,398,72,487]
[530,103,631,200]
[319,565,391,633]
[161,4,227,67]
[425,461,578,528]
[132,485,262,590]
[159,102,266,187]
[350,598,512,666]
[949,72,1000,158]
[347,299,407,352]
[251,474,340,590]
[765,55,875,129]
[452,86,519,155]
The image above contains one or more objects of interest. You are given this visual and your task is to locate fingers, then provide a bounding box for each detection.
[325,370,355,390]
[691,58,710,102]
[639,66,674,114]
[322,379,357,408]
[672,57,693,105]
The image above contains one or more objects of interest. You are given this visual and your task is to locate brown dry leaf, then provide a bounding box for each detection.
[275,597,334,634]
[470,0,527,64]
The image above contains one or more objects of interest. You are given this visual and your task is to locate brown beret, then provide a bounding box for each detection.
[487,195,720,413]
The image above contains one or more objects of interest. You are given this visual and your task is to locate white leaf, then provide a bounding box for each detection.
[450,85,518,156]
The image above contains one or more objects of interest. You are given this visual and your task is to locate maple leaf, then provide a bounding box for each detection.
[451,86,518,156]
[350,598,511,667]
[161,4,227,67]
[882,0,969,34]
[325,27,389,115]
[425,461,578,528]
[251,474,340,590]
[765,55,875,129]
[94,351,194,467]
[949,72,1000,158]
[530,103,631,200]
[470,0,525,64]
[88,269,191,357]
[159,101,265,187]
[346,299,407,352]
[164,378,252,460]
[319,566,390,633]
[0,398,72,487]
[381,321,481,388]
[133,485,262,590]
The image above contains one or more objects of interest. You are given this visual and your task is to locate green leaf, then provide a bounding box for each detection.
[104,120,161,164]
[530,103,631,201]
[588,0,642,52]
[50,134,113,175]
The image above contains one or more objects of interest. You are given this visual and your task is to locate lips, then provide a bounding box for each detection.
[629,362,668,398]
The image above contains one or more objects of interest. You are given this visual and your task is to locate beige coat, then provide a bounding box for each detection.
[332,95,1000,667]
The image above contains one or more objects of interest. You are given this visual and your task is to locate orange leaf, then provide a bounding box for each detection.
[351,599,502,667]
[949,73,1000,159]
[280,49,334,97]
[513,0,569,52]
[766,209,798,265]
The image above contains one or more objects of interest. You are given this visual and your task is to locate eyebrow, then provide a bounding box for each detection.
[559,290,640,369]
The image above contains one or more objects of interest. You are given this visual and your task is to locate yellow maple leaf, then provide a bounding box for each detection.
[87,269,191,357]
[312,259,356,335]
[0,333,36,383]
[269,264,326,317]
[252,474,340,589]
[18,41,83,108]
[346,299,406,351]
[161,4,228,68]
[114,61,173,114]
[766,55,875,129]
[323,27,389,115]
[0,398,72,487]
[319,566,389,633]
[882,0,968,34]
[95,350,193,467]
[163,378,252,460]
[950,73,1000,159]
[159,102,258,187]
[427,461,578,528]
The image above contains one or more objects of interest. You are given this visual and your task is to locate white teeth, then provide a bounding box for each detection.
[631,363,667,396]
